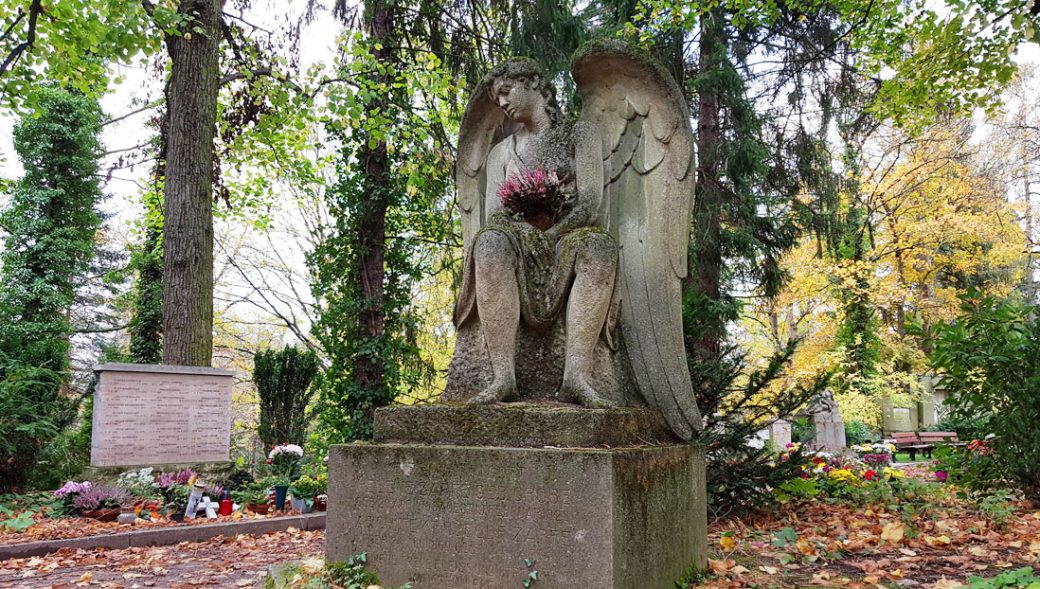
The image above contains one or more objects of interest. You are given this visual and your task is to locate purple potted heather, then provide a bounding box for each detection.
[72,485,132,522]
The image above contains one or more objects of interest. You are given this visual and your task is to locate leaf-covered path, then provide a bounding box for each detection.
[0,529,323,589]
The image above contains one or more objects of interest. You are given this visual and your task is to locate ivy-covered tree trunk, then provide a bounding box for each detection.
[0,87,103,491]
[161,0,223,367]
[129,104,167,364]
[354,0,394,404]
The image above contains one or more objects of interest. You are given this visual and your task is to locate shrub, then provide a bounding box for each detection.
[844,420,876,445]
[791,417,816,444]
[932,443,1004,492]
[0,359,65,492]
[254,347,320,448]
[925,292,1040,499]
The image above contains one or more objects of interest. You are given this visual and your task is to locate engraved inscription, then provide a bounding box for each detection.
[91,368,233,467]
[328,447,615,588]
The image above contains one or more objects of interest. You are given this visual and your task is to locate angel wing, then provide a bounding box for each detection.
[453,76,520,326]
[573,40,704,440]
[455,77,522,251]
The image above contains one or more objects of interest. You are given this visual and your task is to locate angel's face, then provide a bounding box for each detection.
[492,77,546,126]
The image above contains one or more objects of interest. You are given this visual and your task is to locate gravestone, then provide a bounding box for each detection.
[808,391,846,453]
[769,419,792,450]
[90,363,234,467]
[325,43,707,589]
[327,406,706,589]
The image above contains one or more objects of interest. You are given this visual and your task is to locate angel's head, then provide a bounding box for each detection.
[487,59,564,130]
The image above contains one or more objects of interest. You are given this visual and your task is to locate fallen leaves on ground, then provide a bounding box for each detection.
[0,511,301,546]
[0,528,323,588]
[702,486,1040,588]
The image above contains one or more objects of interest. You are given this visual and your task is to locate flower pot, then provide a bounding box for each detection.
[274,485,289,510]
[314,494,327,512]
[523,210,555,231]
[81,509,120,522]
[247,502,270,515]
[290,497,310,514]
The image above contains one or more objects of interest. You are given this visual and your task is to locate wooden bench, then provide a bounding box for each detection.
[891,432,932,461]
[890,431,965,461]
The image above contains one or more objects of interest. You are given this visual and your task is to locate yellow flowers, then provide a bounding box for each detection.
[828,468,860,485]
[883,467,906,479]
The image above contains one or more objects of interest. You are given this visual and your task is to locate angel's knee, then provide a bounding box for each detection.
[475,229,517,268]
[575,232,617,275]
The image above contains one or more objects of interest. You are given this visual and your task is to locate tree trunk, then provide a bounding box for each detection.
[354,0,395,415]
[688,8,726,365]
[161,0,222,366]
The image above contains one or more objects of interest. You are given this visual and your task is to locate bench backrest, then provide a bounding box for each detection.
[891,432,920,445]
[919,431,959,443]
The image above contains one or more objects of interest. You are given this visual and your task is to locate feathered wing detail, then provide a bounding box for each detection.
[456,79,506,249]
[574,41,703,440]
[453,79,519,326]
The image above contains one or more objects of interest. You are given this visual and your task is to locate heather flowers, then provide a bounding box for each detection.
[71,485,131,511]
[54,480,91,498]
[497,165,566,219]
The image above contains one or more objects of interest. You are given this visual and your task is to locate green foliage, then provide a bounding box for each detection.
[0,1,164,110]
[310,32,458,444]
[634,0,1033,130]
[263,552,413,589]
[933,445,1004,494]
[231,480,271,506]
[791,417,816,444]
[254,347,320,448]
[774,477,820,504]
[687,294,825,514]
[926,291,1040,499]
[128,223,163,364]
[964,567,1040,589]
[844,420,876,445]
[0,85,103,491]
[290,474,326,498]
[978,490,1017,529]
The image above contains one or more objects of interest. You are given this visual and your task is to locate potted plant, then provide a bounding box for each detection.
[289,475,324,513]
[53,480,92,514]
[233,481,273,515]
[267,444,304,510]
[72,485,132,521]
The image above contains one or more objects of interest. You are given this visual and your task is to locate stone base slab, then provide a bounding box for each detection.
[326,443,706,589]
[374,403,680,447]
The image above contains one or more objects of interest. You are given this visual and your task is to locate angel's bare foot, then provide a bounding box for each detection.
[470,379,516,405]
[562,376,616,408]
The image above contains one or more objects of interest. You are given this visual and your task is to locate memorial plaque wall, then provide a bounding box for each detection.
[91,363,234,467]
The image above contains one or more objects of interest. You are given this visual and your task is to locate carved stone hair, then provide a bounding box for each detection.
[487,59,565,127]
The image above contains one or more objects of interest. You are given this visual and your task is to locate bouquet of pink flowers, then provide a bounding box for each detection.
[497,165,566,219]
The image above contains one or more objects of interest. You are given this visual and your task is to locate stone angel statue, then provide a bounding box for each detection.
[444,40,704,441]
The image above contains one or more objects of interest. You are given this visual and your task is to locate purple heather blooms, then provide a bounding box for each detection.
[54,480,91,497]
[935,470,948,482]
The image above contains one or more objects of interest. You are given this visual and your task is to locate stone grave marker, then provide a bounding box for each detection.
[90,363,234,467]
[770,418,792,450]
[809,391,847,453]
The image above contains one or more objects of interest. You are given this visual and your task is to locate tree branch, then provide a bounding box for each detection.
[0,0,42,78]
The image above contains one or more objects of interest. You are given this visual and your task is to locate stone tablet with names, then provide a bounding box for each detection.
[91,363,234,467]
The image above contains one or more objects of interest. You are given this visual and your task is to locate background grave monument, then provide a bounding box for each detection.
[326,40,707,589]
[807,391,847,453]
[90,363,234,467]
[769,418,792,450]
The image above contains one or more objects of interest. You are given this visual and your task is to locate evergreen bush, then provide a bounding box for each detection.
[254,347,320,448]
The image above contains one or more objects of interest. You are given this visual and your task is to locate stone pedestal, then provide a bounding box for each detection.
[326,405,707,589]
